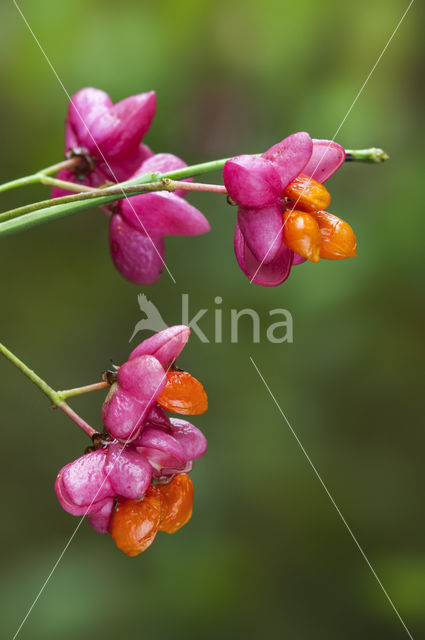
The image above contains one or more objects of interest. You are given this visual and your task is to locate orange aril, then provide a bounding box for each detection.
[157,370,208,415]
[158,473,194,534]
[313,210,357,260]
[109,475,194,554]
[109,489,161,556]
[284,173,331,213]
[283,210,321,263]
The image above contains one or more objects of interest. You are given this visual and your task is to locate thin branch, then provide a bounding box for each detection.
[0,342,98,437]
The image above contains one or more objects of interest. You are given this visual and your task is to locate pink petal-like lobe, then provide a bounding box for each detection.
[102,355,167,441]
[263,132,313,189]
[105,444,152,499]
[234,222,293,287]
[223,155,282,207]
[117,355,166,397]
[302,139,345,183]
[130,325,190,368]
[237,203,283,264]
[292,252,307,266]
[55,450,113,515]
[145,405,172,430]
[55,88,156,199]
[68,88,156,159]
[109,214,165,285]
[169,418,208,460]
[136,426,187,472]
[98,143,153,182]
[101,386,145,441]
[120,191,210,237]
[87,498,114,534]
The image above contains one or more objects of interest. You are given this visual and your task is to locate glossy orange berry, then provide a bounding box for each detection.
[284,173,331,213]
[157,370,208,415]
[158,473,194,534]
[283,210,321,263]
[313,210,357,260]
[109,490,161,556]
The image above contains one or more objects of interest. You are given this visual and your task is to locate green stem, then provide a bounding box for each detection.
[345,148,389,163]
[0,173,157,222]
[0,178,225,225]
[58,381,109,400]
[0,342,58,400]
[0,146,387,196]
[0,342,97,437]
[0,158,81,195]
[40,175,95,193]
[41,158,83,176]
[0,147,388,236]
[0,174,43,193]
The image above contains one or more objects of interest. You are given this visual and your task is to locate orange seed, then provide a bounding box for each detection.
[284,173,331,213]
[157,370,208,415]
[283,210,321,263]
[158,474,194,534]
[109,490,161,557]
[313,210,357,260]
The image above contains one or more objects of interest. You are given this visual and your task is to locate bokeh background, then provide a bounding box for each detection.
[0,0,424,638]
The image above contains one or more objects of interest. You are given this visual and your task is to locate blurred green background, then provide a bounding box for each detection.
[0,0,424,638]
